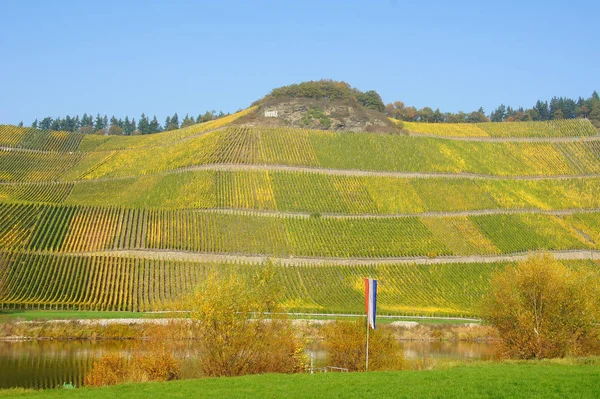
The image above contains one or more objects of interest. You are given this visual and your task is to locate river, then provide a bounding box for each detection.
[0,340,497,389]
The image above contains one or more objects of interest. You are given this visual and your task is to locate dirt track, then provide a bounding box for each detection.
[79,249,600,266]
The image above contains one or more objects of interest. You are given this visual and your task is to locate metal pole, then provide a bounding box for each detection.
[366,316,369,372]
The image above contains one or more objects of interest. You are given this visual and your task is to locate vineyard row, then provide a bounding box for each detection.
[0,251,597,316]
[1,171,599,215]
[0,203,599,257]
[403,119,598,138]
[2,126,600,183]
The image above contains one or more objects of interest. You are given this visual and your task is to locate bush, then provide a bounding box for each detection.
[85,354,128,387]
[85,347,181,386]
[129,350,180,382]
[191,266,306,376]
[481,254,600,359]
[322,320,404,371]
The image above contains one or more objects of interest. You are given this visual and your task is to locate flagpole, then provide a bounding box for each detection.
[366,313,369,372]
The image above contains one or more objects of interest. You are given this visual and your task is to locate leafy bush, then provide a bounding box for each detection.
[481,254,600,359]
[85,354,128,387]
[322,320,404,371]
[300,107,331,129]
[190,266,306,376]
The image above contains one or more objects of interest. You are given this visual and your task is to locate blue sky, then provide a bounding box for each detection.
[1,0,598,124]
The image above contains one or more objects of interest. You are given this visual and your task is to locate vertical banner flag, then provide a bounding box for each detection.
[364,278,377,330]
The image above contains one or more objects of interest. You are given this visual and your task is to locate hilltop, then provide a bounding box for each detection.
[235,80,401,133]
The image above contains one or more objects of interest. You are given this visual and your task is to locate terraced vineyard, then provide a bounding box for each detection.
[403,118,599,138]
[0,114,598,316]
[1,172,600,214]
[2,126,600,183]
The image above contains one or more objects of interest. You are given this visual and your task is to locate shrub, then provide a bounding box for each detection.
[129,351,180,382]
[322,320,404,371]
[481,254,600,359]
[85,354,127,387]
[191,265,306,376]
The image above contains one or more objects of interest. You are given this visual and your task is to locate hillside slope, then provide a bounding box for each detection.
[0,116,598,316]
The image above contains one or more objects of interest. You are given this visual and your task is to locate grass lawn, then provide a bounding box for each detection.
[1,362,599,399]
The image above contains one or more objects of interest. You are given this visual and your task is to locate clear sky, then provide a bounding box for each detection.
[1,0,599,125]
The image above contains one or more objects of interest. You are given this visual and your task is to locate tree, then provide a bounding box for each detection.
[39,117,52,130]
[31,119,38,129]
[553,108,564,120]
[490,104,507,122]
[181,114,195,128]
[166,113,179,131]
[108,124,123,136]
[138,113,150,135]
[190,266,305,377]
[589,101,600,128]
[356,90,385,112]
[481,255,600,359]
[149,116,162,134]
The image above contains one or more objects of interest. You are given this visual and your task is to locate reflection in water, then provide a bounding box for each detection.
[0,340,497,389]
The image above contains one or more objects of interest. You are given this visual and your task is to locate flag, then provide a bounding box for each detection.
[364,278,377,330]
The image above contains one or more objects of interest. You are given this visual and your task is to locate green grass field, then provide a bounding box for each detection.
[2,362,599,398]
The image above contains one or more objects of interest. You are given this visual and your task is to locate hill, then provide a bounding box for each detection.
[235,80,401,133]
[0,97,599,317]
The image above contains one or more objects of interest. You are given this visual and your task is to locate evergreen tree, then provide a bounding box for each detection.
[589,101,600,127]
[138,113,150,135]
[149,116,162,133]
[170,113,179,130]
[94,114,106,131]
[32,119,38,129]
[534,101,550,121]
[490,104,507,122]
[181,114,195,128]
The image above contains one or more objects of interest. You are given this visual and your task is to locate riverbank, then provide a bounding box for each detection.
[2,361,599,398]
[0,317,494,343]
[0,310,479,325]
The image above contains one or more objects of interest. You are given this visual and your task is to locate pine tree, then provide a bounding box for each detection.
[149,116,162,133]
[138,113,150,135]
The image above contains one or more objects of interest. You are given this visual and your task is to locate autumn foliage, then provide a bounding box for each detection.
[481,255,600,359]
[322,320,404,371]
[190,265,306,377]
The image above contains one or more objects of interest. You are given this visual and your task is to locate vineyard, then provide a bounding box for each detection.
[0,114,598,315]
[1,126,600,184]
[0,251,597,316]
[0,203,596,257]
[0,172,599,215]
[403,119,598,138]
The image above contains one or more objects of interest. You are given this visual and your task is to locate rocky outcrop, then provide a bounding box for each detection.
[234,97,402,133]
